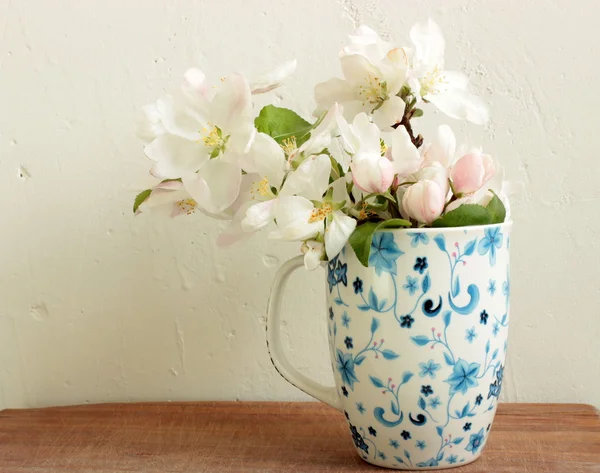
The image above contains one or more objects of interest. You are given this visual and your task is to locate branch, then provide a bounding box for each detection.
[392,105,423,148]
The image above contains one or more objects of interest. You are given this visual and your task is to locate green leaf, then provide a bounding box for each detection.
[412,108,424,118]
[432,204,491,228]
[133,189,152,214]
[254,105,313,146]
[348,218,412,267]
[486,192,506,224]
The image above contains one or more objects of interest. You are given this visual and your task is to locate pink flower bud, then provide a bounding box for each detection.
[351,157,395,194]
[402,180,446,225]
[450,152,495,195]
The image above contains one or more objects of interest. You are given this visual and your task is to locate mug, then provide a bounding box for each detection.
[267,223,511,469]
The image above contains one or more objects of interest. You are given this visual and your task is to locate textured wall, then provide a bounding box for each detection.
[0,0,598,410]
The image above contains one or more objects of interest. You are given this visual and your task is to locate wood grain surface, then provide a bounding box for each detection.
[0,402,598,472]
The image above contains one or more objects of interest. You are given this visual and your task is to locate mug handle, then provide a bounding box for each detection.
[266,255,342,411]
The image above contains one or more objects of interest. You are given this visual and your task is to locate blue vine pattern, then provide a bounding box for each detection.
[326,225,509,469]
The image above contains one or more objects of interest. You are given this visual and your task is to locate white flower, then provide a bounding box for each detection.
[384,126,422,178]
[420,124,457,168]
[406,19,488,124]
[139,69,256,214]
[301,240,325,271]
[342,113,395,193]
[269,161,356,262]
[314,26,408,129]
[250,60,297,95]
[136,180,198,218]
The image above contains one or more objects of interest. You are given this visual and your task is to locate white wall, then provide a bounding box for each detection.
[0,0,598,410]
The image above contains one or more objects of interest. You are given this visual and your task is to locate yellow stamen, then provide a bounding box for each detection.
[176,199,197,215]
[358,74,388,106]
[308,203,333,223]
[281,136,297,157]
[202,125,225,149]
[251,177,275,199]
[419,65,447,96]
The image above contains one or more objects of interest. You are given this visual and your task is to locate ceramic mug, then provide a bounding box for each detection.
[267,223,511,470]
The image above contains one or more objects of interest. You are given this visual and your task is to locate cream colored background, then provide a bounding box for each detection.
[0,0,598,410]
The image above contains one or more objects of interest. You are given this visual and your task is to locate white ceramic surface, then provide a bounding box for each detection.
[268,223,511,469]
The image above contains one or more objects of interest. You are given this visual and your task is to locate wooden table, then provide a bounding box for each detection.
[0,402,598,472]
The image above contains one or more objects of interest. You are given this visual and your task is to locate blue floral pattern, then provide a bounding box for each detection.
[323,224,509,469]
[477,227,503,266]
[369,232,404,276]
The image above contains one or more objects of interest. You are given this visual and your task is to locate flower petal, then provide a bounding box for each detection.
[351,113,381,156]
[302,240,325,271]
[340,54,379,86]
[241,199,277,232]
[241,132,286,187]
[314,78,356,114]
[210,73,253,132]
[281,154,331,201]
[250,59,297,95]
[269,196,322,241]
[183,159,242,214]
[145,134,207,179]
[388,126,422,176]
[372,95,406,129]
[425,87,489,125]
[410,19,445,69]
[325,211,357,259]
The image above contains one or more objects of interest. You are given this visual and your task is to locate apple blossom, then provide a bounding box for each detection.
[450,152,496,195]
[314,26,408,129]
[134,20,508,269]
[405,20,489,124]
[402,180,447,225]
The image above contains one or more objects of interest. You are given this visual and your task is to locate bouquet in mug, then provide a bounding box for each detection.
[134,20,510,269]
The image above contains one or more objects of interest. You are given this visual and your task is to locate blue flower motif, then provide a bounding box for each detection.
[336,349,359,389]
[420,385,433,397]
[403,276,418,295]
[342,386,349,397]
[369,232,404,275]
[419,359,441,379]
[408,232,430,247]
[389,439,399,449]
[488,279,496,296]
[349,424,369,454]
[356,402,365,414]
[417,458,439,467]
[463,422,472,432]
[503,278,510,298]
[413,257,428,274]
[465,327,477,343]
[344,336,353,349]
[465,428,485,454]
[335,260,348,286]
[352,277,363,294]
[477,227,503,266]
[416,440,426,450]
[400,430,411,440]
[445,358,480,395]
[341,312,351,328]
[377,452,387,460]
[447,454,458,464]
[327,257,339,292]
[492,322,500,337]
[480,310,488,325]
[400,314,414,328]
[428,396,441,409]
[475,394,483,406]
[368,426,377,437]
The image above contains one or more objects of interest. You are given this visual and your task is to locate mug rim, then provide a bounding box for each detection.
[376,220,513,235]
